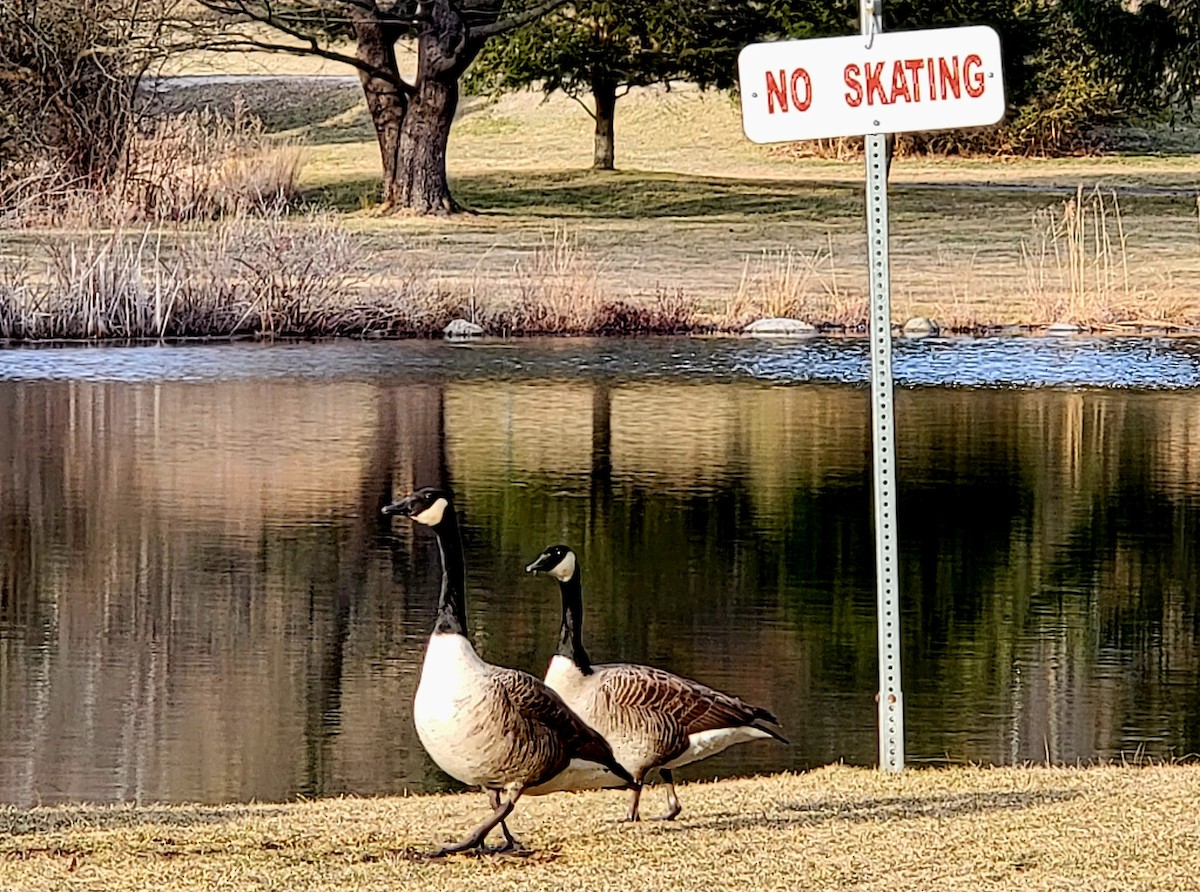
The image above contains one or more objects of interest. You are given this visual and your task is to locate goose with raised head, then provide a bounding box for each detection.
[382,488,634,856]
[526,544,788,822]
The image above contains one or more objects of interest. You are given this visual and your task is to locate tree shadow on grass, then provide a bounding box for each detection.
[142,80,365,137]
[305,170,867,220]
[654,788,1081,835]
[306,169,1119,222]
[456,170,863,220]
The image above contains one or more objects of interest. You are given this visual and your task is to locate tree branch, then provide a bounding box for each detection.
[196,0,418,47]
[469,0,568,40]
[182,34,412,92]
[566,90,596,121]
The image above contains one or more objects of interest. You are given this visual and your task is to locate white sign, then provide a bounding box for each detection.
[738,26,1005,143]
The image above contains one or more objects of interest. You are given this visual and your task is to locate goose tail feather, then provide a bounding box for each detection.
[749,706,789,744]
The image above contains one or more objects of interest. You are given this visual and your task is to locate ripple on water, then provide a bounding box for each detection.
[1,336,1200,389]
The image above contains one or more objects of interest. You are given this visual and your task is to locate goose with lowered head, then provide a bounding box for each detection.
[382,488,633,855]
[526,543,787,822]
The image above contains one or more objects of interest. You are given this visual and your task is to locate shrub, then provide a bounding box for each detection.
[0,0,166,192]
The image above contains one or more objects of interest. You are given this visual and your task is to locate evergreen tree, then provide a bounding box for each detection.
[467,0,772,169]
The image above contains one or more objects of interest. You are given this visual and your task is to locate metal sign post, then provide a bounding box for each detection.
[861,0,905,774]
[736,2,1005,776]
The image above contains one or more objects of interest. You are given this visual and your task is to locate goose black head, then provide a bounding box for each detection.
[382,486,453,527]
[525,544,577,582]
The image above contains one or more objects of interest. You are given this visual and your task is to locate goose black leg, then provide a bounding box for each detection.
[622,782,644,822]
[651,769,682,821]
[434,793,517,856]
[489,789,521,851]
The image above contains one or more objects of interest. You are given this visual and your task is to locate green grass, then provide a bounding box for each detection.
[3,765,1200,891]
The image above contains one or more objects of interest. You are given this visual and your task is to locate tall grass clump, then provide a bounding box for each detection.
[1021,186,1190,327]
[722,240,866,330]
[0,212,468,341]
[501,226,699,335]
[122,104,304,223]
[507,226,605,331]
[41,228,180,338]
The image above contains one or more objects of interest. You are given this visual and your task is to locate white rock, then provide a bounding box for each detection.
[743,317,817,337]
[1046,321,1083,336]
[903,317,940,337]
[443,318,484,338]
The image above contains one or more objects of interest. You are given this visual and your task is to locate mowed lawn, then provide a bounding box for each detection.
[3,764,1199,891]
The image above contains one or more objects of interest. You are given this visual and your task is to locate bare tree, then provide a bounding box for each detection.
[1,0,179,195]
[194,0,565,214]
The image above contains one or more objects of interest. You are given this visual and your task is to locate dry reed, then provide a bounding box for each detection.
[2,103,304,228]
[723,238,867,330]
[0,212,464,341]
[1018,185,1193,327]
[507,225,606,331]
[500,227,699,335]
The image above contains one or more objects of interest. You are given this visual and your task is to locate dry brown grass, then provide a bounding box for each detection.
[0,213,462,340]
[1019,186,1186,327]
[493,227,696,335]
[723,240,867,330]
[2,765,1198,891]
[3,104,304,228]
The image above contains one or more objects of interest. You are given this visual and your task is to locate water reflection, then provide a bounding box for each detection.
[1,344,1198,806]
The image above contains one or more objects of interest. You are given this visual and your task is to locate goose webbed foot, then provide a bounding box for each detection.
[650,770,682,821]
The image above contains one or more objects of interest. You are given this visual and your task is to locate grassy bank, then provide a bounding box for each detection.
[3,64,1200,338]
[3,764,1199,890]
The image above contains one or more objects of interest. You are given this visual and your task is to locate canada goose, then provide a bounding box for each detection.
[382,488,634,855]
[525,544,787,822]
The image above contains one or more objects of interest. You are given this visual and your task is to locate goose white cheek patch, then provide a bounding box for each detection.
[412,497,448,526]
[548,551,576,582]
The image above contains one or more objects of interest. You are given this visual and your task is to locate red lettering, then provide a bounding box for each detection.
[844,63,864,107]
[864,62,887,105]
[790,68,812,111]
[964,54,985,97]
[904,59,924,101]
[939,56,961,99]
[766,70,789,113]
[890,60,912,103]
[927,58,936,100]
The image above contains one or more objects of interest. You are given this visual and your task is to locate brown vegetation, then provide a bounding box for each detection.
[0,214,461,340]
[5,183,1198,342]
[3,104,303,228]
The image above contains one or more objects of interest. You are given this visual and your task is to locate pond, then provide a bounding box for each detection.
[1,336,1198,806]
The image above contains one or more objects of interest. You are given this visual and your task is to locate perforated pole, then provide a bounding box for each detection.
[862,0,905,773]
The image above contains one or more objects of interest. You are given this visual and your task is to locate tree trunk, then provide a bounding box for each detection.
[353,18,407,212]
[353,1,484,214]
[392,56,460,214]
[592,77,617,170]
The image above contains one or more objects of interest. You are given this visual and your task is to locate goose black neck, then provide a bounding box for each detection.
[429,509,468,636]
[557,567,592,674]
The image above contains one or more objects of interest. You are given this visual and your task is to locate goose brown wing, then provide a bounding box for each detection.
[493,667,634,786]
[597,663,782,737]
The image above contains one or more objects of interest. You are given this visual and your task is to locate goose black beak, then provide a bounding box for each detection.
[525,552,555,574]
[381,495,417,518]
